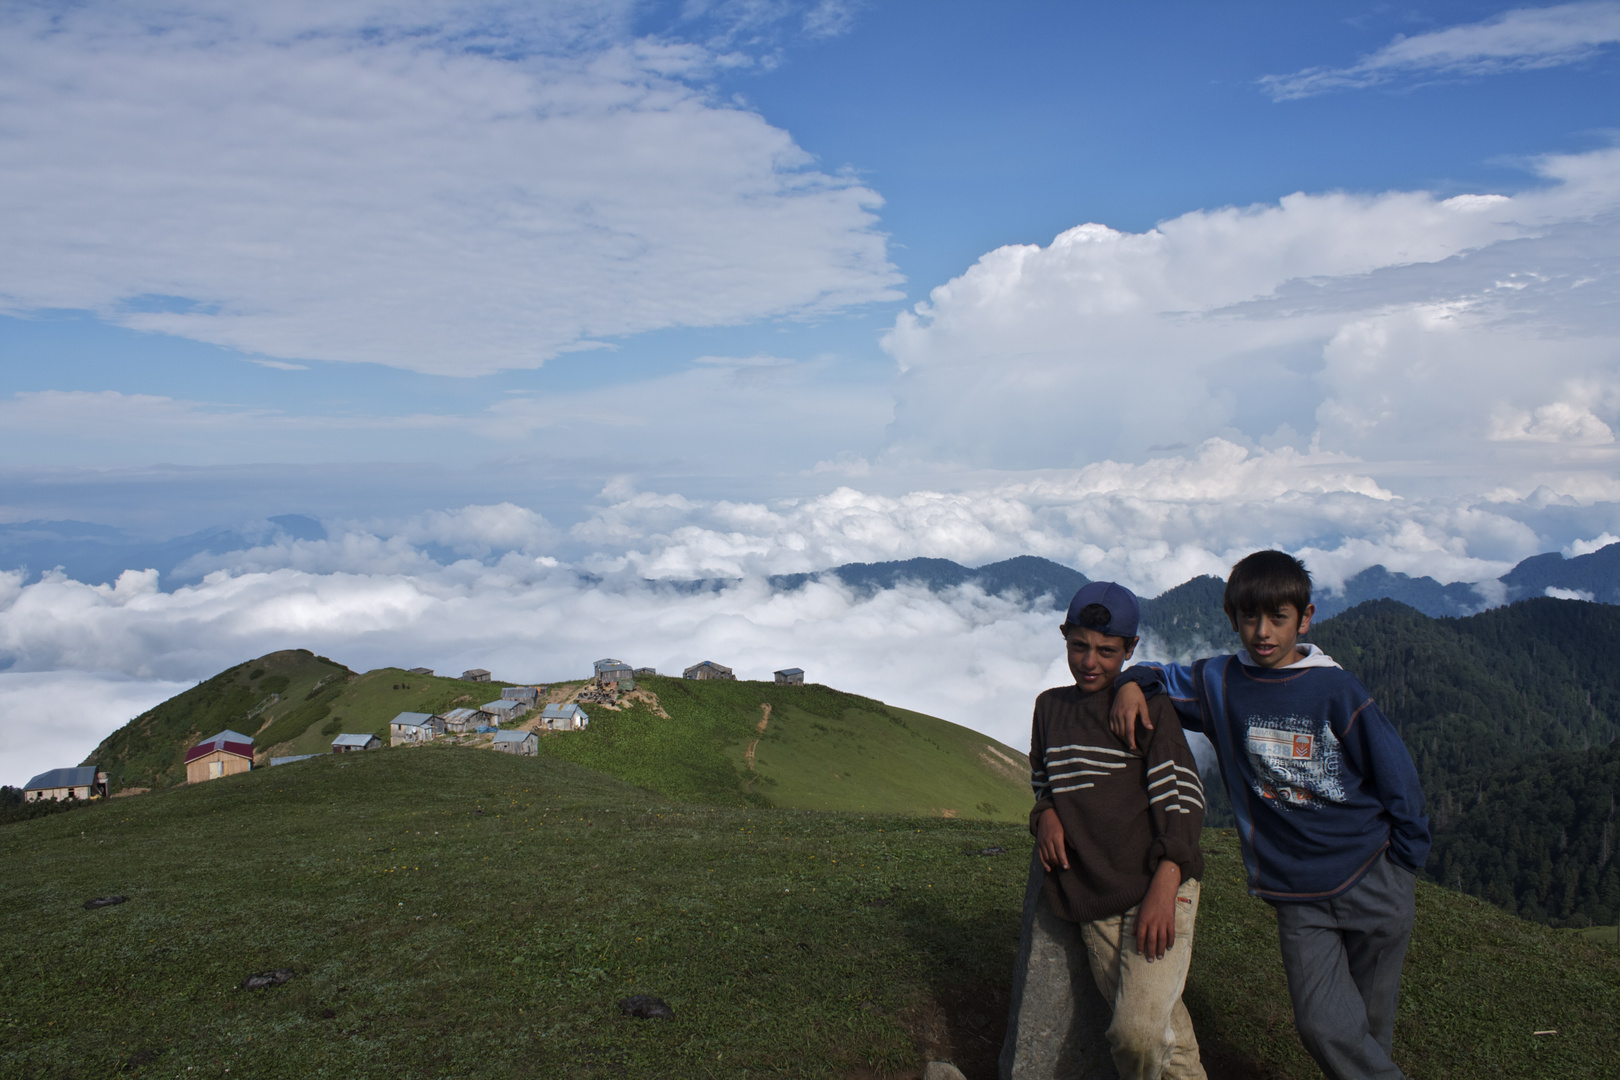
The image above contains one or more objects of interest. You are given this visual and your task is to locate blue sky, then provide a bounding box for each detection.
[4,0,1620,782]
[5,0,1617,492]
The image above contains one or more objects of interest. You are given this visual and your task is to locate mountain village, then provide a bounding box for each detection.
[19,657,808,801]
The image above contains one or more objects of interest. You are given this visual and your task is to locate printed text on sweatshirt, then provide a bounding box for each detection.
[1118,647,1430,902]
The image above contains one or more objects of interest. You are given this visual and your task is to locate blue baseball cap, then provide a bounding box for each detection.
[1064,581,1140,638]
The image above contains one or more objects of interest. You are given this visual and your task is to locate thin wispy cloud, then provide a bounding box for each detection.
[0,1,899,376]
[1262,2,1620,100]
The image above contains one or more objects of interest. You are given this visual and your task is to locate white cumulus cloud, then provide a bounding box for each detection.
[881,147,1620,502]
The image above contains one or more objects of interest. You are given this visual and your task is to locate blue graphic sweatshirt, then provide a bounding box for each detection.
[1118,645,1430,902]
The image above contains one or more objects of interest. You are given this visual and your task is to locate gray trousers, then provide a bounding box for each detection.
[1272,852,1416,1080]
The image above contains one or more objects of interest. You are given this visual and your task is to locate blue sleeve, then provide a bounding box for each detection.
[1118,661,1206,733]
[1338,694,1431,873]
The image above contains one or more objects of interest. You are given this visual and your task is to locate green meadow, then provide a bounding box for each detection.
[533,676,1033,822]
[4,748,1618,1079]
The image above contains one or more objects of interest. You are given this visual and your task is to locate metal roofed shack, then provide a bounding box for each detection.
[491,729,539,756]
[594,658,634,691]
[481,699,527,724]
[539,703,590,731]
[331,733,382,752]
[23,766,107,802]
[389,712,443,746]
[439,708,482,734]
[500,686,539,703]
[683,660,735,681]
[185,730,255,784]
[462,668,491,682]
[774,668,805,685]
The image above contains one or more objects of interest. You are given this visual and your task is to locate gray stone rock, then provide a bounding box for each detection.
[924,1062,969,1080]
[82,895,127,910]
[617,994,674,1019]
[239,969,294,990]
[999,849,1117,1080]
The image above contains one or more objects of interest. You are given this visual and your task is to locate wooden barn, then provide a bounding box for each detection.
[500,686,539,704]
[23,766,108,802]
[491,729,539,756]
[185,730,255,784]
[774,668,805,685]
[481,699,527,724]
[683,660,735,681]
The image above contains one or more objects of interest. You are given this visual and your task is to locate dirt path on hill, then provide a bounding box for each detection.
[743,704,771,791]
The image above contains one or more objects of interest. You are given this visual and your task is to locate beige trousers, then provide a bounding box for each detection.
[1078,878,1207,1080]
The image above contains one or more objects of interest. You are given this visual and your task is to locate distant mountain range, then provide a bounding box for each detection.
[0,515,326,586]
[5,513,1619,635]
[766,541,1620,639]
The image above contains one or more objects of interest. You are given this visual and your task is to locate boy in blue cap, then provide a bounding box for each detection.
[1029,581,1208,1080]
[1109,551,1429,1080]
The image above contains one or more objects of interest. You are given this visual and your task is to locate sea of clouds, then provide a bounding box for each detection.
[5,2,1620,785]
[6,454,1619,787]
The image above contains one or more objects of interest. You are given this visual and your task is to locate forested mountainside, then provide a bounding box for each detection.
[1312,598,1620,928]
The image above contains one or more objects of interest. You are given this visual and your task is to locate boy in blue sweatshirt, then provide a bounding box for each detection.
[1109,550,1429,1080]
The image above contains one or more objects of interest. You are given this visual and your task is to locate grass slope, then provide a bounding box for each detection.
[88,650,350,789]
[3,750,1616,1079]
[88,651,524,786]
[534,676,1033,822]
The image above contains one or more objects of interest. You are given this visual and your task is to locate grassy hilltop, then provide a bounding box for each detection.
[85,657,1034,823]
[4,748,1617,1079]
[537,675,1033,822]
[87,650,513,789]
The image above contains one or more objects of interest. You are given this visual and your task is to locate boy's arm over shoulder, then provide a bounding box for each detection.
[1117,660,1208,732]
[1142,696,1205,878]
[1333,674,1431,873]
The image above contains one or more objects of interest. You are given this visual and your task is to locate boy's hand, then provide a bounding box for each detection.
[1110,681,1153,751]
[1135,860,1182,961]
[1036,808,1069,872]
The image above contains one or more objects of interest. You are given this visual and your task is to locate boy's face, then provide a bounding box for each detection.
[1064,626,1137,693]
[1231,603,1315,669]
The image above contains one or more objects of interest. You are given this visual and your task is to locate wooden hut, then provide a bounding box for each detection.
[23,766,107,802]
[185,730,255,784]
[774,668,805,685]
[491,730,539,756]
[683,660,735,681]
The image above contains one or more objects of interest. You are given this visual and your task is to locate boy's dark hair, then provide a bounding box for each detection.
[1224,550,1313,621]
[1066,603,1124,634]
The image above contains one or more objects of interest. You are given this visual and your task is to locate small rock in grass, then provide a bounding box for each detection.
[83,895,127,909]
[976,846,1007,856]
[617,995,674,1020]
[923,1063,968,1080]
[120,1047,161,1071]
[239,969,295,990]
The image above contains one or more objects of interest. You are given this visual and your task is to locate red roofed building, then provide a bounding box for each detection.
[185,729,255,784]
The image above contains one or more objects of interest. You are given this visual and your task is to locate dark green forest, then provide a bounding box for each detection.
[1311,598,1620,928]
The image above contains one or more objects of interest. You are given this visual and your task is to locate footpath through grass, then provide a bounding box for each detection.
[4,748,1617,1079]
